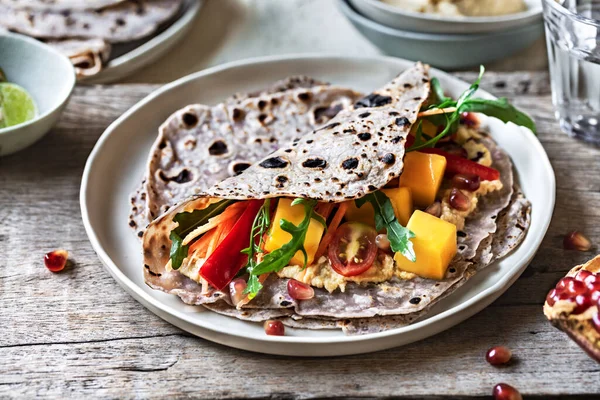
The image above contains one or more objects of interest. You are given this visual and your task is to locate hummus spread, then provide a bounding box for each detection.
[278,252,417,293]
[381,0,527,17]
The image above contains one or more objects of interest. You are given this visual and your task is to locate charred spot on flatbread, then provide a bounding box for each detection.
[382,153,396,165]
[208,140,229,156]
[182,112,198,128]
[354,93,392,108]
[342,158,359,170]
[302,158,328,169]
[259,157,289,169]
[229,161,251,176]
[158,169,192,184]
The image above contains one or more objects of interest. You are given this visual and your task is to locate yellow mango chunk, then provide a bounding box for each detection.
[345,200,376,227]
[264,198,325,266]
[382,187,413,227]
[395,210,457,280]
[410,119,438,137]
[399,152,447,208]
[345,187,414,227]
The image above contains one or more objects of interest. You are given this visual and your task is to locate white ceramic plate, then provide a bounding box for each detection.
[81,55,555,356]
[349,0,542,34]
[80,0,203,84]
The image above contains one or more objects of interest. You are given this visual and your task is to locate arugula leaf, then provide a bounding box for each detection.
[408,65,536,151]
[241,199,271,298]
[250,199,322,277]
[356,192,416,262]
[460,98,537,134]
[168,199,235,270]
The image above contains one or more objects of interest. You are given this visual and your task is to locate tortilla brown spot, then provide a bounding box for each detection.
[302,158,328,169]
[358,133,371,141]
[342,158,359,170]
[259,157,289,169]
[182,112,198,127]
[395,117,410,127]
[354,93,392,108]
[382,153,395,165]
[208,140,228,156]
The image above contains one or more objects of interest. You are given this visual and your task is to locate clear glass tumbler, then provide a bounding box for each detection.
[543,0,600,144]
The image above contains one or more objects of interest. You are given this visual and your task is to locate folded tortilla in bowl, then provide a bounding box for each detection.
[141,63,532,334]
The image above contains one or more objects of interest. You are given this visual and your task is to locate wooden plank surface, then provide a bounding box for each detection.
[2,72,600,399]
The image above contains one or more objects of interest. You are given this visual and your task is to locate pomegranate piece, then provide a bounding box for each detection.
[425,201,441,218]
[452,173,481,192]
[460,112,480,128]
[229,278,247,305]
[448,188,471,211]
[546,288,558,306]
[44,249,68,272]
[563,231,592,251]
[493,383,522,400]
[287,279,315,300]
[575,269,593,282]
[264,320,285,336]
[485,346,512,366]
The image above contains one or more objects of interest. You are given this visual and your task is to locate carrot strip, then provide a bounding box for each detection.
[316,203,334,220]
[182,202,247,246]
[188,227,216,257]
[314,202,348,260]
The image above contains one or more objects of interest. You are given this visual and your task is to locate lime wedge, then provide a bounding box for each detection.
[0,83,37,129]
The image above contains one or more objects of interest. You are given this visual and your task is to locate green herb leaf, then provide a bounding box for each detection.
[168,199,235,269]
[250,199,318,277]
[169,231,188,271]
[356,192,416,262]
[242,199,272,297]
[408,65,536,151]
[460,98,537,134]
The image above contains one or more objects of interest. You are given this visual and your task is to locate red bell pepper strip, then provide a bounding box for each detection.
[419,148,500,181]
[200,199,264,290]
[404,134,415,149]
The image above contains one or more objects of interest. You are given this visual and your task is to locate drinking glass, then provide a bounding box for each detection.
[543,0,600,144]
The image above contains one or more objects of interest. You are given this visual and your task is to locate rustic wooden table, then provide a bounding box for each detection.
[1,71,599,399]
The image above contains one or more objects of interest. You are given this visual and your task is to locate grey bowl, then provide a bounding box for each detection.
[339,0,545,69]
[0,32,75,157]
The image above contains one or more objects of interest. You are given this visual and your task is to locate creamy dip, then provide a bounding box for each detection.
[381,0,527,17]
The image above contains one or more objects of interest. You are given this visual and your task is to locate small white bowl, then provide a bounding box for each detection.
[349,0,543,34]
[0,32,76,157]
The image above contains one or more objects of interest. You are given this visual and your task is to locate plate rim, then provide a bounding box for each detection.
[80,53,555,347]
[79,0,203,84]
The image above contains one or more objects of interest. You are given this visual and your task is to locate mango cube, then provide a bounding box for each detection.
[395,210,457,280]
[345,187,413,227]
[264,198,325,266]
[399,152,447,208]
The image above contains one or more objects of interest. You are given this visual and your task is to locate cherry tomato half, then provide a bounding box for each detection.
[328,222,378,277]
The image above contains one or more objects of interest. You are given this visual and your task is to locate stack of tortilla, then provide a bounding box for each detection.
[135,64,532,335]
[0,0,184,78]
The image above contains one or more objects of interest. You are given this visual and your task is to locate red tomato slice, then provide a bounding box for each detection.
[328,222,378,277]
[419,148,500,181]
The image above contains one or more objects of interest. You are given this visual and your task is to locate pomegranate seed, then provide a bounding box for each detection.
[229,278,247,305]
[566,279,588,296]
[592,313,600,334]
[557,277,574,290]
[287,279,315,300]
[546,288,558,306]
[461,112,480,128]
[452,173,481,192]
[584,273,599,287]
[493,383,522,400]
[425,201,442,218]
[449,188,471,211]
[589,283,600,301]
[486,346,512,366]
[575,269,593,282]
[264,320,285,336]
[375,234,391,251]
[573,294,592,314]
[563,231,592,251]
[44,249,68,272]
